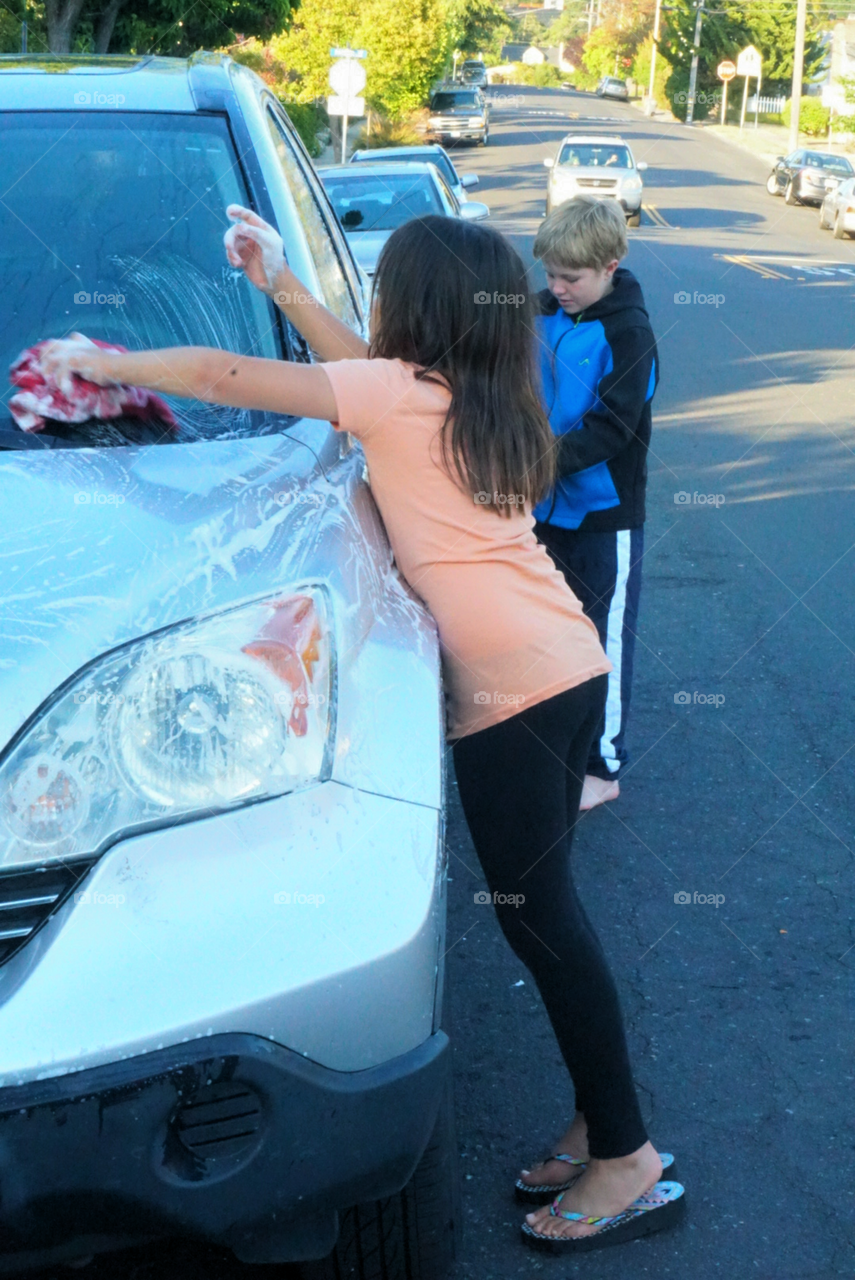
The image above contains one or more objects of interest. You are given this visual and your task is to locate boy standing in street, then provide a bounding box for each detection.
[532,195,659,810]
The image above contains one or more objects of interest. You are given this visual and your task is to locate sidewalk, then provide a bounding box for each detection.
[701,120,854,167]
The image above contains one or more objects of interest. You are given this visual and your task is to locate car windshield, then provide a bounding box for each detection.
[322,172,444,231]
[558,143,633,169]
[354,150,459,188]
[431,92,480,111]
[803,153,853,172]
[0,112,284,445]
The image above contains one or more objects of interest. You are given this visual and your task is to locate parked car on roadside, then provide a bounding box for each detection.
[543,133,647,224]
[458,59,488,89]
[349,143,481,205]
[320,161,489,276]
[0,51,457,1280]
[596,76,629,101]
[766,149,855,205]
[819,173,855,238]
[427,85,490,146]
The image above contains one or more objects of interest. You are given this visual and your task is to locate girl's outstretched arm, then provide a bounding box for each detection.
[224,204,370,362]
[40,335,338,423]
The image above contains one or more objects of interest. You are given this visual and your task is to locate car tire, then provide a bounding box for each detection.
[299,1075,461,1280]
[785,179,799,205]
[834,211,849,239]
[819,204,831,229]
[627,208,641,227]
[766,173,780,195]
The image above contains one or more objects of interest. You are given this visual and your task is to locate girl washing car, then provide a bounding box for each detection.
[41,205,684,1254]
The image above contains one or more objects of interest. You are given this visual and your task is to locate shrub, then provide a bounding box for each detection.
[496,62,564,87]
[782,96,830,137]
[664,65,718,121]
[354,110,429,149]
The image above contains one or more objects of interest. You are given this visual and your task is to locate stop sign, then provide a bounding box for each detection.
[717,60,736,82]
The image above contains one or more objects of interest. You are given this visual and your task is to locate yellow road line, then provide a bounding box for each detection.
[720,254,789,279]
[644,203,673,229]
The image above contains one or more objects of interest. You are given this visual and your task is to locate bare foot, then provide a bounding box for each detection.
[579,775,619,811]
[524,1142,662,1240]
[518,1112,588,1188]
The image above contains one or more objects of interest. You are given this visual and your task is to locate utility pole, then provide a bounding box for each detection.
[587,0,594,34]
[686,1,705,124]
[648,0,662,101]
[788,0,808,152]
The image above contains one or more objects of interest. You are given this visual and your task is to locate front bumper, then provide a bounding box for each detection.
[428,122,486,141]
[550,187,641,213]
[0,1029,450,1271]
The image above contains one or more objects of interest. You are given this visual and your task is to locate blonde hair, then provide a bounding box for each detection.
[533,195,628,271]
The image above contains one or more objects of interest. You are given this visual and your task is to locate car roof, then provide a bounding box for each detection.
[319,162,439,177]
[560,134,629,145]
[352,145,447,159]
[0,52,229,111]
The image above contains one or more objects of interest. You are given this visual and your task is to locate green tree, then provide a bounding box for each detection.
[446,0,512,60]
[40,0,292,54]
[272,0,448,118]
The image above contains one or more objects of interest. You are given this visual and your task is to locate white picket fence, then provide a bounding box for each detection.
[746,94,787,115]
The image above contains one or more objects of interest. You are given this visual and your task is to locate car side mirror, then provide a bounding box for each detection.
[459,201,489,221]
[461,173,479,188]
[775,156,785,164]
[543,157,555,169]
[636,160,648,172]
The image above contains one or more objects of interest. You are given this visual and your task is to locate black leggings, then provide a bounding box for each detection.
[452,675,648,1159]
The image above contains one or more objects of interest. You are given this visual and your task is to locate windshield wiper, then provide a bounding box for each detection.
[0,427,80,451]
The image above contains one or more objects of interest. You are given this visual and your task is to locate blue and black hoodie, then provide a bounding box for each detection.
[532,267,658,532]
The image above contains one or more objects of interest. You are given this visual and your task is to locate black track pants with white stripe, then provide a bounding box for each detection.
[534,523,644,781]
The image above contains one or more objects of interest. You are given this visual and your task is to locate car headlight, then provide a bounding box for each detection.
[0,589,333,871]
[468,116,485,126]
[623,176,643,190]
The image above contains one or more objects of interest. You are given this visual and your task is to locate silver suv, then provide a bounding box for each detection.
[544,133,648,225]
[0,52,456,1279]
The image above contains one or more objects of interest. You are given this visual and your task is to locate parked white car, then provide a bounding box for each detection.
[350,143,480,206]
[819,173,855,238]
[320,161,489,276]
[543,134,647,225]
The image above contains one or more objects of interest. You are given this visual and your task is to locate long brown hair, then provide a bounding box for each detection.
[369,216,556,514]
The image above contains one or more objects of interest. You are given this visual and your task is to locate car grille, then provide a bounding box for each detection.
[0,859,97,966]
[431,116,476,129]
[577,178,619,189]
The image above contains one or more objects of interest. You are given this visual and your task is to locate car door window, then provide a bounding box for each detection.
[265,108,360,331]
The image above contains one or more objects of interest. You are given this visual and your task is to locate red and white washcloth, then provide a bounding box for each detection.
[8,339,177,434]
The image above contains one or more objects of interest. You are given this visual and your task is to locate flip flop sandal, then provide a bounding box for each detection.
[514,1151,676,1204]
[520,1179,686,1253]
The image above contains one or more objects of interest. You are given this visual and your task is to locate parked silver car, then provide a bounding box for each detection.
[819,173,855,237]
[0,51,456,1279]
[544,134,647,224]
[320,161,489,276]
[596,76,629,101]
[350,143,481,206]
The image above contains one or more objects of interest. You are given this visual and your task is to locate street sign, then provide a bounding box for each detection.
[736,45,761,77]
[329,58,367,96]
[330,46,366,58]
[327,95,365,117]
[717,60,736,82]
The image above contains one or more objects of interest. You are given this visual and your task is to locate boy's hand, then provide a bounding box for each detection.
[224,204,289,296]
[40,335,121,390]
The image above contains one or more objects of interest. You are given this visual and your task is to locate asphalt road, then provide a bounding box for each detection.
[19,87,855,1280]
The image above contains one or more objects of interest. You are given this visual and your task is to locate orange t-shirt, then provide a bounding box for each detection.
[321,358,611,741]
